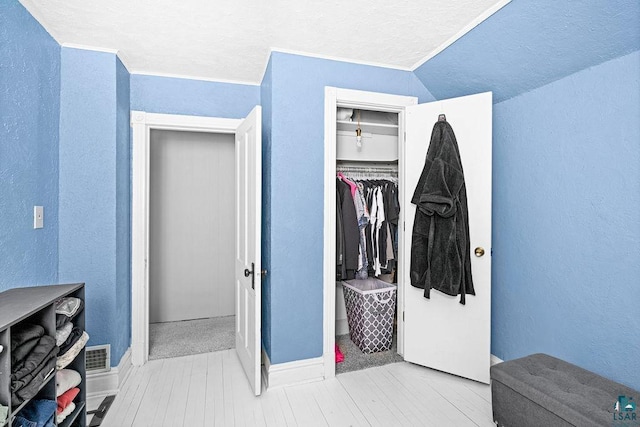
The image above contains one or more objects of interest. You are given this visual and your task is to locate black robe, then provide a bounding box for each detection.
[410,120,474,304]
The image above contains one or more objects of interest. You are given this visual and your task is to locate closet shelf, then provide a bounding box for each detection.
[337,120,398,136]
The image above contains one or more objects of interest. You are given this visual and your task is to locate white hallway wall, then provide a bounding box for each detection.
[149,129,235,323]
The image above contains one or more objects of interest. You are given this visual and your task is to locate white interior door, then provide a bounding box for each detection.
[235,105,262,395]
[403,92,492,384]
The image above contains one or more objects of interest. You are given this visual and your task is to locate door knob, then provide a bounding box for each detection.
[244,262,255,289]
[474,247,485,257]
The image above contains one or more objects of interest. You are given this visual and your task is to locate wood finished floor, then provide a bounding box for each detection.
[102,349,494,427]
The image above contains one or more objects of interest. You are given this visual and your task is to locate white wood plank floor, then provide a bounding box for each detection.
[102,350,494,427]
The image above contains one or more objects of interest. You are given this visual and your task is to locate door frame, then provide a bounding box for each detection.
[131,111,242,366]
[322,88,417,379]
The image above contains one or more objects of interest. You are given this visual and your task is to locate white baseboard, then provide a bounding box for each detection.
[261,348,324,389]
[259,349,502,390]
[490,354,503,366]
[86,347,132,411]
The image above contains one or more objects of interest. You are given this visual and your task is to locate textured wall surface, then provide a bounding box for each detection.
[264,52,434,363]
[414,0,640,102]
[130,74,259,119]
[59,47,129,365]
[260,56,273,358]
[115,57,131,363]
[0,0,60,291]
[492,51,640,390]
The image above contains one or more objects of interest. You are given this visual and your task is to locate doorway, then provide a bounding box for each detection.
[323,88,418,379]
[148,129,235,359]
[131,112,242,367]
[131,108,263,396]
[324,88,493,384]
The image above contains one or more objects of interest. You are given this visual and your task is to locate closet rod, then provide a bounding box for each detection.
[337,166,398,175]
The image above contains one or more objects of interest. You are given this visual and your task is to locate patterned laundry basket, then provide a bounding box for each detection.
[342,278,397,354]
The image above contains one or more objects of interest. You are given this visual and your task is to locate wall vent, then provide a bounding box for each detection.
[86,344,111,373]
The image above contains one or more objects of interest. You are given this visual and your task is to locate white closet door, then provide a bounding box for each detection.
[235,105,262,396]
[403,92,492,384]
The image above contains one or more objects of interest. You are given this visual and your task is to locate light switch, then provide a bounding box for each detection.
[34,206,44,229]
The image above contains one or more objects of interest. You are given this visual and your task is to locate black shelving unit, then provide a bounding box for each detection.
[0,283,86,427]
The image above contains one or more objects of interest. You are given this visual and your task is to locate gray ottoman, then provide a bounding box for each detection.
[491,353,639,427]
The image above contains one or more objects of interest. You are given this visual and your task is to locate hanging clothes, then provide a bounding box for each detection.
[353,183,370,279]
[336,178,360,280]
[336,173,399,282]
[374,186,386,276]
[410,120,474,304]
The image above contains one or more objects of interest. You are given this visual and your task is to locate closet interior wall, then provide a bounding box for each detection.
[335,108,400,340]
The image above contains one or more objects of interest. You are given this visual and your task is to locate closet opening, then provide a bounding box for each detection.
[325,89,493,384]
[323,88,418,379]
[335,108,404,375]
[147,129,236,360]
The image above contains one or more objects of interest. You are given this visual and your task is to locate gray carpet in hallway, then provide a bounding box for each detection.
[335,332,403,375]
[149,316,235,360]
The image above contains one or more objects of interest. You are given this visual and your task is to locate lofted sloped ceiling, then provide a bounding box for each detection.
[19,0,508,84]
[414,0,640,102]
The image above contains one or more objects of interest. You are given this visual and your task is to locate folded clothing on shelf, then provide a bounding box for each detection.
[56,387,79,415]
[11,325,45,350]
[58,327,82,355]
[14,398,56,427]
[55,300,82,329]
[10,325,45,366]
[11,336,58,389]
[56,332,89,371]
[55,370,81,398]
[54,298,83,329]
[11,357,57,407]
[55,298,82,318]
[10,335,59,407]
[0,404,7,426]
[55,402,75,425]
[55,322,72,347]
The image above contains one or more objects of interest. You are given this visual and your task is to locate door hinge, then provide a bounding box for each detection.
[403,311,405,322]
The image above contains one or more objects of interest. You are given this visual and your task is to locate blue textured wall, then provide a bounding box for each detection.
[130,74,259,118]
[260,57,273,358]
[0,0,60,290]
[265,52,434,363]
[492,50,640,390]
[59,47,130,365]
[414,0,640,102]
[115,58,131,361]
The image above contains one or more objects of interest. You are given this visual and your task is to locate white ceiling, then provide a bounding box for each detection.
[20,0,507,85]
